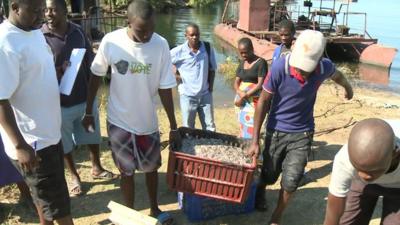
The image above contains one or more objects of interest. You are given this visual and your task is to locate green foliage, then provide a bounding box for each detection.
[218,57,238,79]
[187,0,218,7]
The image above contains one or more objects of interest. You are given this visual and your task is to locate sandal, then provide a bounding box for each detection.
[69,179,83,197]
[91,170,118,180]
[255,187,268,211]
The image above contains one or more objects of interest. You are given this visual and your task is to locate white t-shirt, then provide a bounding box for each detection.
[91,28,176,134]
[329,120,400,197]
[0,21,62,159]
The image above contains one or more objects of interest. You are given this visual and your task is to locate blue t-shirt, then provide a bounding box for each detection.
[272,44,291,65]
[262,55,335,132]
[170,41,217,97]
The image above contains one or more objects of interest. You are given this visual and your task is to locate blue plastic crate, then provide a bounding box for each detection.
[177,182,256,222]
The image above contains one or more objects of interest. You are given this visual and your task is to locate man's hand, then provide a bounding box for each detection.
[81,115,95,133]
[344,86,353,100]
[55,61,71,80]
[331,70,353,101]
[169,130,182,151]
[247,142,260,158]
[15,143,39,173]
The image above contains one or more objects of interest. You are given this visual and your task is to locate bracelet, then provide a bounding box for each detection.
[170,128,178,132]
[84,113,94,117]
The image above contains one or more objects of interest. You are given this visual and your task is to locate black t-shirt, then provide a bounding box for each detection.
[236,57,268,83]
[41,22,94,107]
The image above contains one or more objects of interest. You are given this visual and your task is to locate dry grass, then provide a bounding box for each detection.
[1,83,399,225]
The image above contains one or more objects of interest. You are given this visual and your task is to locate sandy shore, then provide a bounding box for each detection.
[1,82,399,225]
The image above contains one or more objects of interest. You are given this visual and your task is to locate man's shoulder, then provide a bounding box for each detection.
[150,33,169,47]
[172,41,187,49]
[102,28,125,41]
[170,42,186,55]
[383,119,400,138]
[333,144,353,169]
[0,23,30,53]
[0,21,20,41]
[320,57,334,70]
[68,21,86,36]
[270,56,287,75]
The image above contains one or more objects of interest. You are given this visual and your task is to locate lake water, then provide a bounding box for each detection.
[154,0,400,105]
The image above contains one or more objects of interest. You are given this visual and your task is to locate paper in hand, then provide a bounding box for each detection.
[59,48,86,95]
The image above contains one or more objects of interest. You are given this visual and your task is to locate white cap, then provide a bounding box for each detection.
[289,30,326,72]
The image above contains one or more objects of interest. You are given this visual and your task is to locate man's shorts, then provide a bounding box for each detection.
[11,142,71,221]
[107,122,161,176]
[260,129,313,192]
[61,100,101,154]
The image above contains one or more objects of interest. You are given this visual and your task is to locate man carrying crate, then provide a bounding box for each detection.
[247,30,353,225]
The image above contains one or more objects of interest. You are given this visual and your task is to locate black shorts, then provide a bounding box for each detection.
[260,130,313,192]
[11,142,71,221]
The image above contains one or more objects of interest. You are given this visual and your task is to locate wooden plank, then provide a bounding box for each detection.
[107,201,160,225]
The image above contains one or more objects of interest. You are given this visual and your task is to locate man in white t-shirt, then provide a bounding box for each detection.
[81,1,180,224]
[324,118,400,225]
[0,0,73,224]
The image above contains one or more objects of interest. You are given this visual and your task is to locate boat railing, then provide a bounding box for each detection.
[342,11,368,37]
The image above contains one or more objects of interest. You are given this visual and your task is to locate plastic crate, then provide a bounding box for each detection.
[167,127,256,203]
[177,182,256,222]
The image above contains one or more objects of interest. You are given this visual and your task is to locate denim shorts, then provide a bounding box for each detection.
[61,100,101,154]
[260,129,313,192]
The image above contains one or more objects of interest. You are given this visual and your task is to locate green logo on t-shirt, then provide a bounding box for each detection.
[129,62,152,75]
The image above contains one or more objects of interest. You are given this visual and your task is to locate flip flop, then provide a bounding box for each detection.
[91,170,118,180]
[69,179,83,197]
[154,212,174,225]
[255,187,268,211]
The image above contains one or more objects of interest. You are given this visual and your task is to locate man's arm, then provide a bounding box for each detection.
[324,193,347,225]
[208,47,217,92]
[81,75,102,131]
[208,70,215,92]
[330,70,353,100]
[172,65,182,84]
[158,88,181,150]
[247,89,273,157]
[0,100,37,171]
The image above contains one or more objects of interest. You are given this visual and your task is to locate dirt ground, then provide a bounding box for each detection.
[1,82,399,225]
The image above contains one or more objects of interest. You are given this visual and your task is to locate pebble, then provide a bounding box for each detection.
[180,137,252,166]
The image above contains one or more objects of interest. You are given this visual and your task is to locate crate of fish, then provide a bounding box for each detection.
[166,127,256,203]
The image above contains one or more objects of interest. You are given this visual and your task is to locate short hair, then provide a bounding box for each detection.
[53,0,68,13]
[238,37,253,50]
[9,0,29,7]
[44,0,67,13]
[279,19,296,34]
[127,0,154,20]
[186,23,199,33]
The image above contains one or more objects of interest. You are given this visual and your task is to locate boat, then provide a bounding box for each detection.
[214,0,397,68]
